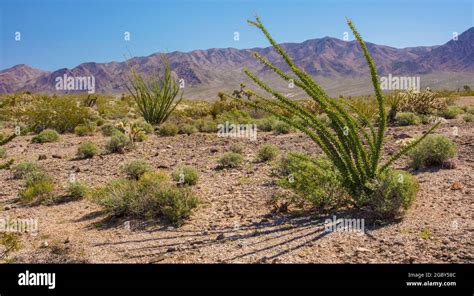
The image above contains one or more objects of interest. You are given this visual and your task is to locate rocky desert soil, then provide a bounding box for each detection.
[0,110,472,264]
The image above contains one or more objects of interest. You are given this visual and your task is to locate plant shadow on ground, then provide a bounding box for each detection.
[88,208,401,263]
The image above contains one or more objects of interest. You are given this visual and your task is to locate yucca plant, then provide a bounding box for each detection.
[125,54,183,126]
[225,16,440,205]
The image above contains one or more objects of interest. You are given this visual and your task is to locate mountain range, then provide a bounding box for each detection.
[1,27,473,98]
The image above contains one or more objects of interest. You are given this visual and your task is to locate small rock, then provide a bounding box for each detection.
[210,148,219,154]
[42,241,49,248]
[4,205,11,211]
[442,158,457,169]
[64,237,70,244]
[395,133,411,140]
[166,145,172,149]
[157,164,169,169]
[451,181,463,190]
[356,247,371,254]
[38,154,47,160]
[216,233,225,241]
[52,154,62,159]
[167,247,176,252]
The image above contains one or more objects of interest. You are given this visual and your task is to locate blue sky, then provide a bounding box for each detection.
[0,0,472,71]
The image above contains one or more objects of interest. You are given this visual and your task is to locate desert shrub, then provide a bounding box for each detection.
[76,142,98,159]
[276,152,347,209]
[140,171,170,185]
[179,124,198,135]
[19,171,54,204]
[0,232,21,262]
[66,181,88,200]
[256,144,279,162]
[123,159,152,180]
[395,112,420,126]
[409,135,456,169]
[438,106,463,119]
[463,114,474,122]
[158,122,179,136]
[184,101,212,119]
[100,123,119,137]
[419,114,432,125]
[95,175,198,226]
[105,131,131,153]
[31,129,60,143]
[367,169,418,219]
[195,117,218,133]
[216,108,253,125]
[172,165,199,186]
[0,147,6,159]
[134,120,154,134]
[20,95,91,133]
[256,117,277,131]
[116,121,148,143]
[464,105,474,115]
[12,161,40,179]
[273,121,291,134]
[395,88,447,115]
[225,17,439,213]
[125,54,183,125]
[74,121,96,136]
[230,143,245,154]
[218,152,243,168]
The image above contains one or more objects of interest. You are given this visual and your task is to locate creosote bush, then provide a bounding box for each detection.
[95,172,198,226]
[179,124,198,135]
[66,181,89,200]
[158,122,179,136]
[172,165,199,186]
[225,16,440,219]
[76,142,98,159]
[395,112,420,126]
[105,131,131,153]
[123,159,152,180]
[31,129,60,143]
[409,135,457,169]
[218,152,243,169]
[100,123,119,137]
[229,143,245,154]
[19,171,54,204]
[276,152,348,210]
[438,106,463,119]
[12,161,40,179]
[273,121,292,134]
[256,144,279,162]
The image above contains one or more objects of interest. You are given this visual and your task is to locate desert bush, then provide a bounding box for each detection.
[216,108,253,125]
[31,129,60,143]
[273,121,292,134]
[438,106,463,119]
[256,117,277,131]
[225,17,439,215]
[256,144,279,162]
[229,143,245,154]
[276,152,347,209]
[19,171,54,204]
[395,88,447,115]
[395,112,420,126]
[409,135,457,169]
[100,123,119,136]
[123,159,152,180]
[105,131,131,153]
[218,152,243,168]
[0,147,6,159]
[66,181,88,200]
[158,122,179,136]
[20,95,91,133]
[172,165,199,186]
[76,142,98,159]
[74,121,96,136]
[464,105,474,115]
[125,54,183,125]
[368,169,418,219]
[0,232,21,262]
[194,117,218,133]
[134,120,154,134]
[179,124,198,135]
[12,161,40,179]
[95,175,198,226]
[463,114,474,122]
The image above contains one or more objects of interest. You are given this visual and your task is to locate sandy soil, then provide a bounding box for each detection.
[0,116,472,264]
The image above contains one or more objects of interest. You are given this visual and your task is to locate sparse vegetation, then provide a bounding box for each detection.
[256,144,279,162]
[12,161,41,179]
[229,143,245,154]
[395,112,420,126]
[122,159,152,180]
[218,152,243,169]
[19,171,54,204]
[65,181,89,200]
[409,135,457,169]
[158,122,179,136]
[31,129,60,143]
[105,131,131,153]
[76,142,98,159]
[172,165,199,186]
[438,106,463,119]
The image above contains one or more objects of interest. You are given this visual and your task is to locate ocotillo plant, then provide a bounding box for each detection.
[226,16,440,203]
[125,54,183,126]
